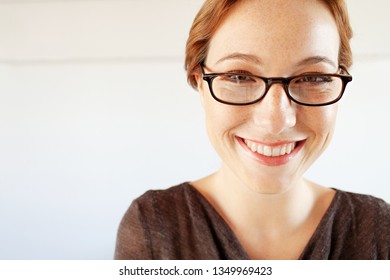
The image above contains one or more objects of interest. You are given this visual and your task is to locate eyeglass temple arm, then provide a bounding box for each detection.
[339,65,351,76]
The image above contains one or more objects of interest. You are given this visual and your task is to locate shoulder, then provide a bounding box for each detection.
[119,182,249,260]
[119,182,199,229]
[132,182,200,214]
[336,190,390,220]
[333,190,390,258]
[303,189,390,259]
[138,182,195,201]
[115,182,207,259]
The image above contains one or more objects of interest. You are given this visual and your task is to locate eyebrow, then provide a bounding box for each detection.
[296,56,337,68]
[215,53,337,69]
[215,52,262,65]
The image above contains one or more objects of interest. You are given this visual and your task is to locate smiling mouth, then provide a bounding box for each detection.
[243,139,299,157]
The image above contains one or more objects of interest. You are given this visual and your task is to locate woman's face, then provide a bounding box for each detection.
[196,0,341,193]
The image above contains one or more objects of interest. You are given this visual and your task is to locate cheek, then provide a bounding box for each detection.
[303,105,338,138]
[202,96,247,143]
[198,77,246,125]
[204,102,234,135]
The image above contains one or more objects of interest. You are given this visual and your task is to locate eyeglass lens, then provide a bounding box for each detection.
[210,73,345,105]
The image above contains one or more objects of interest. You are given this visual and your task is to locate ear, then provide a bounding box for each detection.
[194,73,206,107]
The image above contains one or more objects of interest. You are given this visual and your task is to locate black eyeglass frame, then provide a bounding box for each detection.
[200,64,353,106]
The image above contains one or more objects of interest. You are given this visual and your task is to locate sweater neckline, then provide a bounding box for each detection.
[184,182,341,260]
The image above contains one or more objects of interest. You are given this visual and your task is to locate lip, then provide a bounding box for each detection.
[236,136,306,166]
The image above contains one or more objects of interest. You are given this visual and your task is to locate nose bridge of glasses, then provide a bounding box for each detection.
[264,77,289,94]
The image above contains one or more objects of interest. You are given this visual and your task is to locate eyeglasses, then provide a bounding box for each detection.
[200,64,352,106]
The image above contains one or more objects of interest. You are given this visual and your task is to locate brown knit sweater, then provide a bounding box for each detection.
[114,182,390,259]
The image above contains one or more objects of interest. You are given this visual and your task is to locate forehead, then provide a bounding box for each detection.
[206,0,340,71]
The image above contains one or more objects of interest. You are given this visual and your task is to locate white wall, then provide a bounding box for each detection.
[0,0,389,259]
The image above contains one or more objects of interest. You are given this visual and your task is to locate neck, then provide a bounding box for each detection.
[192,164,335,260]
[203,164,317,231]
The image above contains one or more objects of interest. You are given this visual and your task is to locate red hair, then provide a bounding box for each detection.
[185,0,353,89]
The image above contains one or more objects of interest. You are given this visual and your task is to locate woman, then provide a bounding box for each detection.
[115,0,390,259]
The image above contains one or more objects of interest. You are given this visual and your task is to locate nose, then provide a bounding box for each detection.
[252,83,297,135]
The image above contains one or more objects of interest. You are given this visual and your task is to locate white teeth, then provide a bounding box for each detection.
[264,146,272,157]
[250,144,257,152]
[286,143,293,154]
[245,139,258,153]
[272,147,281,157]
[280,145,287,155]
[257,144,264,154]
[244,139,297,157]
